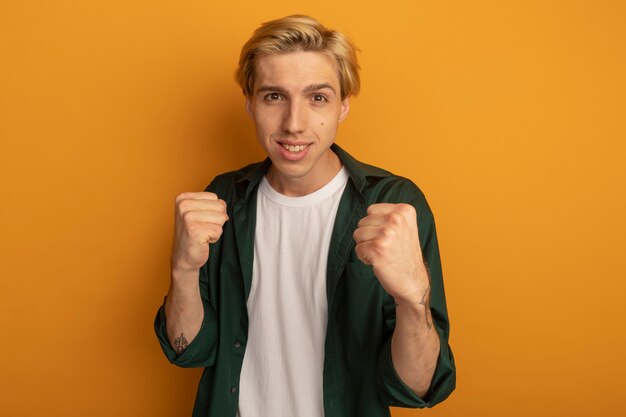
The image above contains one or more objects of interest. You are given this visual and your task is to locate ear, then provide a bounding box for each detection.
[245,96,253,119]
[338,96,350,124]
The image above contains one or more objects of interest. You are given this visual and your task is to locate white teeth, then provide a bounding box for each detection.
[282,144,307,152]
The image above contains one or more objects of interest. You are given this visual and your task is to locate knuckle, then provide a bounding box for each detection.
[210,224,223,239]
[381,227,394,238]
[355,245,367,262]
[175,192,188,204]
[176,192,201,205]
[187,225,201,238]
[178,199,191,211]
[387,212,403,225]
[399,203,416,216]
[181,210,197,225]
[372,240,383,252]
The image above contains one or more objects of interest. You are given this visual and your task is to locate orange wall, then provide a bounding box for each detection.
[2,1,625,416]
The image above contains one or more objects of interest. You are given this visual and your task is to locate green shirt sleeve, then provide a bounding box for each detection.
[153,284,219,368]
[376,192,456,407]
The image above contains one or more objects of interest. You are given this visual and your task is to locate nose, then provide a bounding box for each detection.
[281,100,307,134]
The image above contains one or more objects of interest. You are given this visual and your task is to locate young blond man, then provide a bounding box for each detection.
[155,14,455,417]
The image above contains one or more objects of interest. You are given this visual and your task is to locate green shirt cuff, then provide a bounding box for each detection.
[154,297,218,368]
[377,325,456,408]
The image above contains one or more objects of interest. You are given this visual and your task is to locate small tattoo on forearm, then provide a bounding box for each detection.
[174,333,188,355]
[417,282,433,329]
[418,284,431,306]
[424,310,433,329]
[420,265,433,328]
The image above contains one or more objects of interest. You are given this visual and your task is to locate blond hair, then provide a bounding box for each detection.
[235,15,360,99]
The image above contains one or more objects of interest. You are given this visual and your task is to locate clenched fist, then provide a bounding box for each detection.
[171,192,229,274]
[353,203,430,306]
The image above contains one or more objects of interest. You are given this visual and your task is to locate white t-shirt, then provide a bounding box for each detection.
[237,166,349,417]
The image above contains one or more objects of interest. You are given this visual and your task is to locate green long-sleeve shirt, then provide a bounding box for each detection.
[154,144,456,416]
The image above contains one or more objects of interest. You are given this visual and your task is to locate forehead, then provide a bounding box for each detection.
[254,51,340,91]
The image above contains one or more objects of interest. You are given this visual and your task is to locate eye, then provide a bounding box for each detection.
[312,94,328,103]
[264,92,284,102]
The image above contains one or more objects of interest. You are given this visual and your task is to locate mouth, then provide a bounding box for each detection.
[279,142,310,153]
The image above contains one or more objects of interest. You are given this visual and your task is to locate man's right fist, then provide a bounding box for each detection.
[171,192,229,273]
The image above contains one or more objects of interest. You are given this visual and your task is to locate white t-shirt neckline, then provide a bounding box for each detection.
[258,166,349,208]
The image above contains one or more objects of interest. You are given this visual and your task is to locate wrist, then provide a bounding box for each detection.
[394,298,435,332]
[170,267,201,290]
[394,297,428,314]
[396,264,430,306]
[171,256,201,278]
[394,281,431,315]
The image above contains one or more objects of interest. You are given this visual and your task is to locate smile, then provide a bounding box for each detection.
[281,143,309,152]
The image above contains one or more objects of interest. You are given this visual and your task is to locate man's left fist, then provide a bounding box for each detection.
[353,203,429,306]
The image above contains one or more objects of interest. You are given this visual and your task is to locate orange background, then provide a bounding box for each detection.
[2,1,625,416]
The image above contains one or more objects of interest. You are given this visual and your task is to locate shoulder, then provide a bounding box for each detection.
[356,160,427,207]
[346,158,434,227]
[335,144,427,206]
[203,160,267,201]
[211,160,263,185]
[336,144,434,217]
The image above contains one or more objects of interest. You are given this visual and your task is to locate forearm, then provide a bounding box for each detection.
[391,300,440,398]
[164,269,204,355]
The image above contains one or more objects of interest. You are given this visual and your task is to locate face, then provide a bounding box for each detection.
[246,51,350,196]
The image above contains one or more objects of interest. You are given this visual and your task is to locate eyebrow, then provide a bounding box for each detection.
[303,83,336,94]
[255,83,337,95]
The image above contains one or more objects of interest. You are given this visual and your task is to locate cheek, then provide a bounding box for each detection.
[315,121,339,140]
[252,113,273,135]
[311,109,338,128]
[257,109,284,129]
